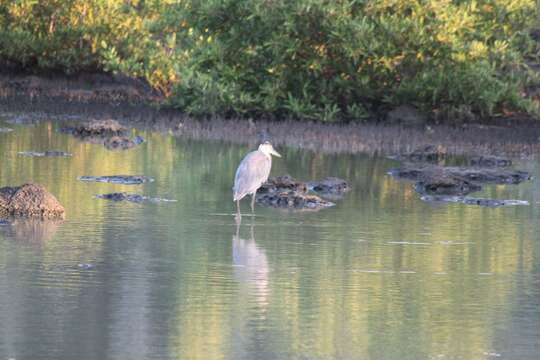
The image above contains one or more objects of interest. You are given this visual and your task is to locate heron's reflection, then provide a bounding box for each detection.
[232,219,270,307]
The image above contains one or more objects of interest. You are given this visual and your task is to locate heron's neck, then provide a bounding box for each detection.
[260,150,272,160]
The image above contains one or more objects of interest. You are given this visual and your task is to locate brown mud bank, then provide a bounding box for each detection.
[1,72,540,157]
[0,72,158,104]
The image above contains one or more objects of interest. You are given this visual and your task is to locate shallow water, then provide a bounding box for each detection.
[1,119,540,360]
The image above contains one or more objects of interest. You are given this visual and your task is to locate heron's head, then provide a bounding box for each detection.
[258,141,281,158]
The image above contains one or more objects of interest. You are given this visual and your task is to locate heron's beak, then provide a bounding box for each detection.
[270,148,281,157]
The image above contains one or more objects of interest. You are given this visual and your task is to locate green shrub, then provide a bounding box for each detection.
[1,0,539,122]
[0,1,115,73]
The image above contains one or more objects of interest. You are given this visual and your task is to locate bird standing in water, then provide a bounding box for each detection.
[233,141,281,219]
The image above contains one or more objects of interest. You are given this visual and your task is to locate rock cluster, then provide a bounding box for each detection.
[61,119,144,150]
[257,191,335,209]
[388,144,532,206]
[0,184,65,219]
[389,166,531,196]
[61,119,126,138]
[256,175,349,210]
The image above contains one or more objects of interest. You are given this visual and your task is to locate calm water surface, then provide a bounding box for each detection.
[1,119,540,360]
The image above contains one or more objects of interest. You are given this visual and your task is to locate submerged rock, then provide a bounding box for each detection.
[389,165,531,196]
[0,127,13,133]
[78,175,154,185]
[420,195,529,207]
[18,150,72,157]
[469,156,512,168]
[391,147,512,169]
[387,167,425,181]
[450,168,531,184]
[61,119,143,151]
[414,174,482,196]
[95,192,176,203]
[308,177,350,194]
[0,184,65,219]
[390,145,448,163]
[104,135,144,150]
[61,119,126,138]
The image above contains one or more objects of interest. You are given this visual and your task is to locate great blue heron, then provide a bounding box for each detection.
[233,141,281,217]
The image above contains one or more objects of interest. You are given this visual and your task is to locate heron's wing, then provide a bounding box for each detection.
[233,151,271,201]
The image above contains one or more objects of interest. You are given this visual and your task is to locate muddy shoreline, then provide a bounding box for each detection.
[1,72,539,157]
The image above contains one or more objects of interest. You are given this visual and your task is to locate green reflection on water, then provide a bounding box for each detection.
[0,120,539,360]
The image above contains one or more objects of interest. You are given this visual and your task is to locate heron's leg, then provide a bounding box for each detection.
[251,191,256,213]
[235,200,241,222]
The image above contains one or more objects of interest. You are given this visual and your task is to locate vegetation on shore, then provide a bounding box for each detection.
[0,0,539,122]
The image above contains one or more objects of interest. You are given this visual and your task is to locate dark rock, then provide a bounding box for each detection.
[469,156,512,168]
[45,150,71,157]
[455,168,531,184]
[259,175,307,194]
[97,192,135,201]
[261,175,350,196]
[256,190,334,210]
[387,167,426,181]
[415,175,482,196]
[78,175,154,185]
[391,145,447,163]
[103,135,144,150]
[0,184,65,219]
[389,166,531,185]
[386,105,427,125]
[61,119,143,151]
[257,175,337,209]
[95,192,176,203]
[389,165,531,196]
[308,177,350,194]
[61,119,126,138]
[420,195,529,207]
[18,150,72,157]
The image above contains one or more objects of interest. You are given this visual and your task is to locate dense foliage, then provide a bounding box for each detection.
[0,0,539,121]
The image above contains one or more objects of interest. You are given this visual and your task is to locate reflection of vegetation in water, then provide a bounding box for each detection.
[0,120,537,359]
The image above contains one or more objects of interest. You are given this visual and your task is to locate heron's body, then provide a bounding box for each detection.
[233,142,281,218]
[233,151,272,201]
